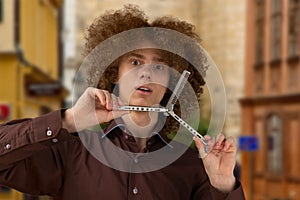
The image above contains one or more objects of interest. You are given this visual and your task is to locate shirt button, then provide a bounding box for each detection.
[124,135,129,140]
[52,138,58,143]
[134,157,139,164]
[132,187,138,195]
[4,143,11,150]
[46,127,52,136]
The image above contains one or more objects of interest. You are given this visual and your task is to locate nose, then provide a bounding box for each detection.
[138,65,152,80]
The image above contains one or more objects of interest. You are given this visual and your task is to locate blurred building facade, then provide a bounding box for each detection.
[0,0,65,199]
[241,0,300,199]
[196,0,246,140]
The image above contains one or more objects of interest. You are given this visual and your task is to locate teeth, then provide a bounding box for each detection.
[138,87,150,91]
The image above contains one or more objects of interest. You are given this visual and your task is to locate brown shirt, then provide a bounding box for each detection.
[0,110,245,199]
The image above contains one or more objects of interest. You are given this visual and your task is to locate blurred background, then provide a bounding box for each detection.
[0,0,299,199]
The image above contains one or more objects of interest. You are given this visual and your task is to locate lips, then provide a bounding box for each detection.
[135,85,152,95]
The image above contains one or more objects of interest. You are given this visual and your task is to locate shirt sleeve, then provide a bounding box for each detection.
[192,160,246,200]
[0,110,72,196]
[209,179,246,199]
[0,110,71,163]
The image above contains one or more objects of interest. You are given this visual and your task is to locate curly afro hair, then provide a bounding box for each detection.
[84,4,208,137]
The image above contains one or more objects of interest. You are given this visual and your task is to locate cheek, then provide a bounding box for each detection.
[117,67,124,81]
[117,76,137,103]
[154,72,170,87]
[118,79,131,94]
[163,71,170,85]
[118,62,132,80]
[117,82,131,103]
[156,86,167,98]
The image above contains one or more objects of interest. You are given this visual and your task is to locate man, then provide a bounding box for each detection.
[0,5,245,199]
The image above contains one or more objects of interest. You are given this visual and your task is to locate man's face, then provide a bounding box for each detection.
[117,49,170,107]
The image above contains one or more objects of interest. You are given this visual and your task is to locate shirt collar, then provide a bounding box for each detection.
[101,118,173,148]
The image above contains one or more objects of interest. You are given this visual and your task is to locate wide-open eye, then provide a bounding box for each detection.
[154,64,165,71]
[131,59,141,66]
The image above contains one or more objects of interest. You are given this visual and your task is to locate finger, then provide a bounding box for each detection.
[93,91,103,108]
[103,90,112,110]
[194,135,213,159]
[223,136,236,152]
[94,98,103,109]
[193,136,206,158]
[215,133,226,149]
[95,90,106,107]
[86,88,104,108]
[95,89,112,109]
[205,135,216,147]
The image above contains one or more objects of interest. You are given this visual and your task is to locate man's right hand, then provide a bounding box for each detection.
[62,87,127,132]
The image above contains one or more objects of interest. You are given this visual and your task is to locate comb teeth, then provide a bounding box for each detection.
[117,106,168,112]
[166,70,191,111]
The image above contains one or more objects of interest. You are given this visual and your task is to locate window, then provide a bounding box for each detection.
[254,66,264,93]
[288,0,300,57]
[254,119,265,174]
[287,63,299,91]
[255,0,265,64]
[270,0,282,61]
[269,65,281,93]
[267,114,283,175]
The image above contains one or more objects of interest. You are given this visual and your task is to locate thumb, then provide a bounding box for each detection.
[194,135,215,159]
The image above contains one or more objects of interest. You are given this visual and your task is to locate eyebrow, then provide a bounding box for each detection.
[127,52,166,63]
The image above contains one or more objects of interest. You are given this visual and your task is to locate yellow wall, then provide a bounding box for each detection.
[20,0,59,79]
[0,54,19,122]
[0,0,15,52]
[19,0,62,118]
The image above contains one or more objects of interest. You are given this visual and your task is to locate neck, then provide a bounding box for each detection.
[121,112,158,151]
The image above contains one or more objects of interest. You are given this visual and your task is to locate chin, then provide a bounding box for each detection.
[129,100,151,107]
[130,103,149,107]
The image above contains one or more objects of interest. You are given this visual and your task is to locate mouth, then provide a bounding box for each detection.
[135,85,153,95]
